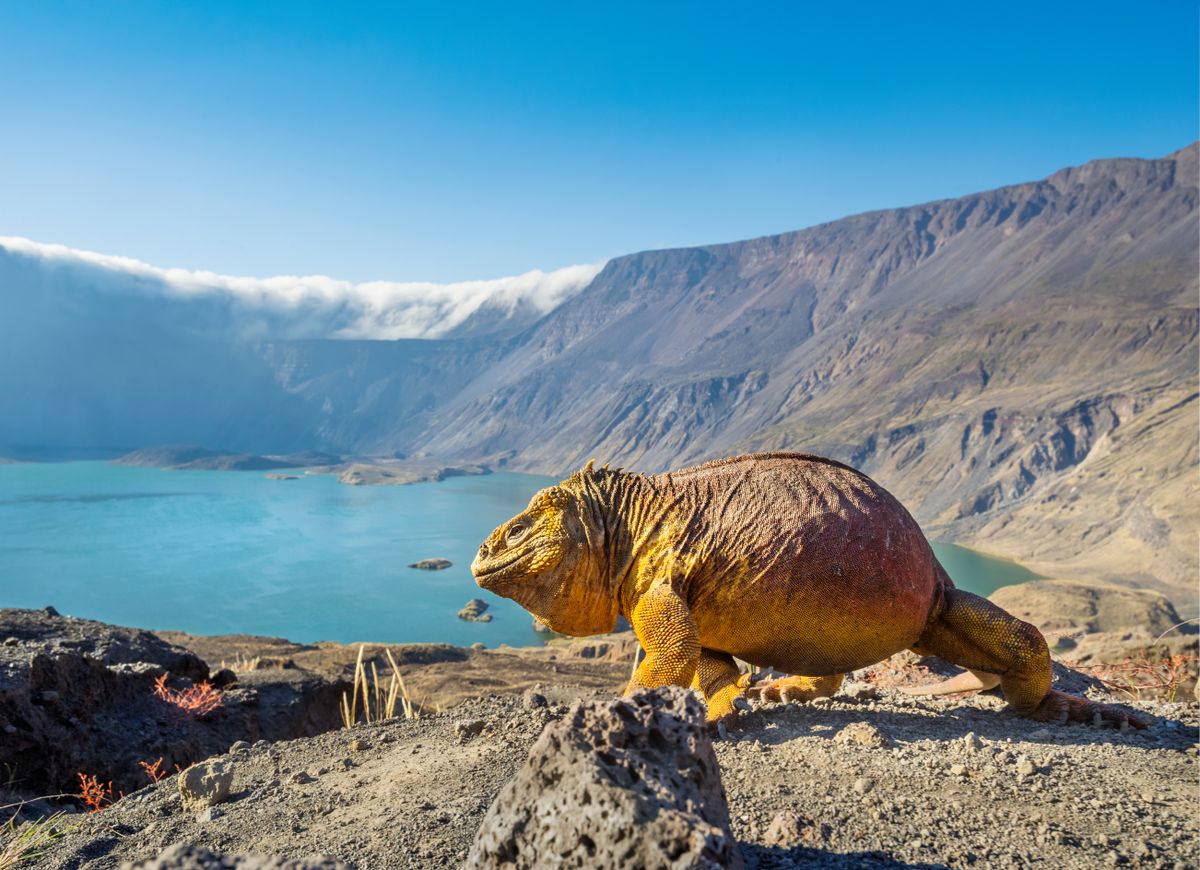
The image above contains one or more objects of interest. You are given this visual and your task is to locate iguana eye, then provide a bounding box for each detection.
[507,522,528,542]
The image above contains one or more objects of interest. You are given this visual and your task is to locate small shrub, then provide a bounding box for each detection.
[152,672,224,719]
[1069,654,1199,702]
[76,773,111,813]
[139,757,167,784]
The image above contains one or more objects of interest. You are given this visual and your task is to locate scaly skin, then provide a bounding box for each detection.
[471,453,1143,729]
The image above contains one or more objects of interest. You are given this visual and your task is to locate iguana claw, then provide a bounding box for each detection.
[1032,689,1147,729]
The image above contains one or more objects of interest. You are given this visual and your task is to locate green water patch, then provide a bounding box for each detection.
[930,541,1042,598]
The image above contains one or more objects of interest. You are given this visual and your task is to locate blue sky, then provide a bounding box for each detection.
[1,2,1196,282]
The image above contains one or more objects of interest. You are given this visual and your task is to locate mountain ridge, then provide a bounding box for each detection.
[1,144,1195,608]
[390,143,1197,606]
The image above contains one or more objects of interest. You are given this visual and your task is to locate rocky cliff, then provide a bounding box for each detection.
[2,145,1195,607]
[396,145,1198,607]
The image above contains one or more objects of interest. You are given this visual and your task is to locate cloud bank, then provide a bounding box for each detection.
[0,236,605,341]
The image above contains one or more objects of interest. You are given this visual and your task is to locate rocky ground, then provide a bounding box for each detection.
[26,681,1199,869]
[150,627,635,714]
[0,608,630,804]
[2,603,1197,869]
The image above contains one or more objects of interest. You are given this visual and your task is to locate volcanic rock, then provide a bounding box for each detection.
[458,599,492,623]
[178,759,234,811]
[467,687,742,869]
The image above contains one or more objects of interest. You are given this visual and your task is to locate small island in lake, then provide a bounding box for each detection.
[410,558,453,570]
[111,446,491,488]
[114,446,341,472]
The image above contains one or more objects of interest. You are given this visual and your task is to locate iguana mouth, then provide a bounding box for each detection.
[472,548,538,585]
[473,552,524,578]
[474,543,558,588]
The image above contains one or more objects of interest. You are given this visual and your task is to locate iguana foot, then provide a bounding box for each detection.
[703,675,754,731]
[747,674,844,704]
[706,697,753,739]
[1030,689,1147,729]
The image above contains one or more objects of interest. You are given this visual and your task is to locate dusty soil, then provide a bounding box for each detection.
[5,608,1197,868]
[151,629,635,714]
[28,680,1200,869]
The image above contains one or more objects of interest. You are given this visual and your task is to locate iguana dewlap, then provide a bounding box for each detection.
[471,452,1141,728]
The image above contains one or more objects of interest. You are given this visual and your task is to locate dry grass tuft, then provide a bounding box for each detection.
[0,812,68,869]
[217,653,262,673]
[340,645,420,728]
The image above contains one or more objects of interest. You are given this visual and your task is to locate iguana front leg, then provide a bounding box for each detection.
[624,584,700,693]
[692,649,753,725]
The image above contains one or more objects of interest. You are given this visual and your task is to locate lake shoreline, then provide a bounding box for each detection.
[0,460,1045,648]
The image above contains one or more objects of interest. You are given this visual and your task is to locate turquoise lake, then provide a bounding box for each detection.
[0,462,1039,647]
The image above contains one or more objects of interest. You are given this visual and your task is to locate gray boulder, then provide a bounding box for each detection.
[467,687,743,869]
[177,759,233,811]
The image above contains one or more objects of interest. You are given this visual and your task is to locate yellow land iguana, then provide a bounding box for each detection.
[471,453,1143,729]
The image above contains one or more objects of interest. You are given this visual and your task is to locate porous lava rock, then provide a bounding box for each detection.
[0,609,346,802]
[467,686,743,869]
[178,759,234,810]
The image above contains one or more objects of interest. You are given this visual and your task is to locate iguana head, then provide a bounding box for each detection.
[471,480,617,636]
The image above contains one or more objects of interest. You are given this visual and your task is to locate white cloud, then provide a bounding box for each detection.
[0,236,605,340]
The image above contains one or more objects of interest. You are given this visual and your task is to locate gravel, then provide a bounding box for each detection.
[33,686,1198,869]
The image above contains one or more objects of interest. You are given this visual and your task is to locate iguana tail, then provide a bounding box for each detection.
[904,557,1002,696]
[899,668,1001,696]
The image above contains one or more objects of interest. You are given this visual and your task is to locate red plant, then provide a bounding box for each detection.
[77,772,112,813]
[152,672,224,719]
[1069,654,1199,701]
[139,757,167,784]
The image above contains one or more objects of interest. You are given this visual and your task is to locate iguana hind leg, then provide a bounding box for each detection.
[912,587,1144,728]
[748,674,844,704]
